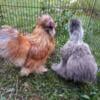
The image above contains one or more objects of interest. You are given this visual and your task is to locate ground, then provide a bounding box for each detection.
[0,0,100,100]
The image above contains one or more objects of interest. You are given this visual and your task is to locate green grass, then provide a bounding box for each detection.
[0,60,100,100]
[0,0,100,100]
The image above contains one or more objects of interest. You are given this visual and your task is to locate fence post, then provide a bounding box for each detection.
[0,5,4,26]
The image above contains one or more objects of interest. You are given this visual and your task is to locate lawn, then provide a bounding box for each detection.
[0,0,100,100]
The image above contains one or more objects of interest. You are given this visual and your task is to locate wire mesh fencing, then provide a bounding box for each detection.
[0,0,100,66]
